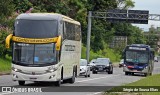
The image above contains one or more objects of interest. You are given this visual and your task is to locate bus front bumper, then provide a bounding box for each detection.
[12,71,59,82]
[123,66,148,73]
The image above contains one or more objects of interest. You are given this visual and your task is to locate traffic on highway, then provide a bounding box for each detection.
[1,58,160,95]
[1,0,160,95]
[2,13,160,95]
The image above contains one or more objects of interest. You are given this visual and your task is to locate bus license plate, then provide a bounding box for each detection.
[132,70,138,72]
[99,68,103,70]
[30,78,37,80]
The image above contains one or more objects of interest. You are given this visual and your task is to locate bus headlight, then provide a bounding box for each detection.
[48,69,54,72]
[12,67,22,72]
[145,66,148,69]
[46,66,58,73]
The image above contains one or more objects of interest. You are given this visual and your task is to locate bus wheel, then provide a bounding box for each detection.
[144,73,148,77]
[55,80,61,87]
[18,81,25,86]
[108,70,113,74]
[61,68,63,82]
[125,72,129,75]
[75,66,77,77]
[131,72,134,75]
[68,71,75,84]
[92,71,97,74]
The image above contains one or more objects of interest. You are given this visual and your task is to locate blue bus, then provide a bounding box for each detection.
[123,44,154,76]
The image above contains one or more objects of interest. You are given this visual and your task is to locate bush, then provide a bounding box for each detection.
[81,45,121,62]
[0,27,12,58]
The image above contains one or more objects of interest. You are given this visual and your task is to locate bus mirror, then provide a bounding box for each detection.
[5,34,13,48]
[56,36,62,51]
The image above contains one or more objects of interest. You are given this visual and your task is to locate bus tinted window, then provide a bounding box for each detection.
[15,20,58,38]
[34,44,56,64]
[63,22,81,41]
[126,51,148,63]
[13,43,34,64]
[75,25,81,41]
[13,43,56,65]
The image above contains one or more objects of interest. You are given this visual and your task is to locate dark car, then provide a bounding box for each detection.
[92,58,113,74]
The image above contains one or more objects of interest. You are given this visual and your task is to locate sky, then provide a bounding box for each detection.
[132,0,160,31]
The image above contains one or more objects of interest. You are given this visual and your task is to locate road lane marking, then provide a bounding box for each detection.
[155,67,160,69]
[92,92,102,95]
[0,92,17,95]
[0,74,122,95]
[76,74,121,83]
[87,92,102,95]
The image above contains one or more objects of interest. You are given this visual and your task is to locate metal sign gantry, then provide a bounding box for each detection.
[91,11,160,21]
[86,10,160,63]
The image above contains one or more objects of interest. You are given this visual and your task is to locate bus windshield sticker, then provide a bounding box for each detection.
[34,57,39,62]
[12,36,58,44]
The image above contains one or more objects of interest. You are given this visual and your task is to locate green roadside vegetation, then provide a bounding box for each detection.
[81,45,121,62]
[0,57,11,73]
[105,74,160,95]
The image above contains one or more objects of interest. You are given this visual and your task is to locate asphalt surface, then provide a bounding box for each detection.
[0,62,160,95]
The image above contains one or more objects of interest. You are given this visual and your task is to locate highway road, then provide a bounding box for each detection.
[0,62,160,95]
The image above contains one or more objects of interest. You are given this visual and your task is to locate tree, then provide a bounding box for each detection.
[85,0,117,51]
[14,0,33,13]
[0,27,12,58]
[117,0,135,9]
[113,23,132,36]
[145,25,159,48]
[0,0,14,58]
[0,0,14,23]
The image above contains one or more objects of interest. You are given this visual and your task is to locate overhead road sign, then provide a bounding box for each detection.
[106,9,127,23]
[128,10,149,24]
[92,9,149,24]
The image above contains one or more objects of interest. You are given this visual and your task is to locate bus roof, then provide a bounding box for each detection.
[130,44,150,47]
[16,13,80,25]
[125,44,152,51]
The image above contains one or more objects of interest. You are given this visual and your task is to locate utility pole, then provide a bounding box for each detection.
[86,11,92,63]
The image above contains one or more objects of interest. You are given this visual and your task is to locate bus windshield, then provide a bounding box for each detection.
[13,43,56,65]
[15,20,58,38]
[126,50,148,63]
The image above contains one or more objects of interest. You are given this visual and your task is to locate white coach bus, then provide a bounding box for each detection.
[6,13,81,86]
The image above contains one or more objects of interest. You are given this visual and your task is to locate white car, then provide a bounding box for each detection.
[119,59,124,68]
[154,57,158,62]
[79,59,90,77]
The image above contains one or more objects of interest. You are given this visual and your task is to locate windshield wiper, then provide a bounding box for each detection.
[13,61,28,64]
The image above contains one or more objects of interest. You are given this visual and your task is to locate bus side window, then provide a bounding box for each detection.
[63,22,66,40]
[150,51,154,60]
[150,53,152,60]
[75,25,81,41]
[121,49,125,59]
